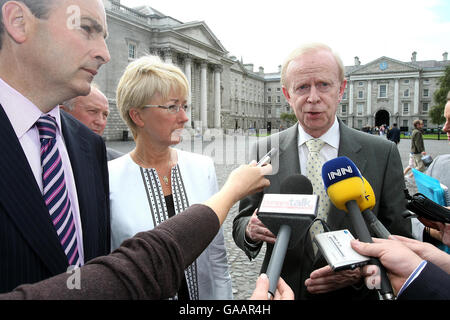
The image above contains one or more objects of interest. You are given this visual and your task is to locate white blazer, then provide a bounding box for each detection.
[108,149,232,299]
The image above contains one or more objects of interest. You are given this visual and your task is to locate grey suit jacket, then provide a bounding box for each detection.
[233,120,412,299]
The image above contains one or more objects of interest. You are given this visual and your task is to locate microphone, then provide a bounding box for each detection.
[358,177,391,239]
[321,157,394,300]
[257,174,317,298]
[321,157,368,240]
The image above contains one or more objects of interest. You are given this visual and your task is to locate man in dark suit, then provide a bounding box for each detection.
[233,43,412,299]
[0,0,111,293]
[387,123,401,145]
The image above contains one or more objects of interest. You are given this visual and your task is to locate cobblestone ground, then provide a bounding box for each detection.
[107,135,449,300]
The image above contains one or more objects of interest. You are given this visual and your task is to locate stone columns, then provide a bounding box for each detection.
[367,80,372,116]
[184,55,192,127]
[200,61,208,130]
[394,79,399,115]
[214,65,222,128]
[349,80,354,127]
[414,79,420,115]
[163,48,173,64]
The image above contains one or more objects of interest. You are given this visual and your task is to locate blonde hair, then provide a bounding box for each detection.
[116,55,189,138]
[280,43,345,89]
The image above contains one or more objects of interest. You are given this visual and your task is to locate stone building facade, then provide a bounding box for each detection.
[98,1,448,140]
[100,0,231,139]
[264,69,294,131]
[340,54,450,131]
[222,61,266,131]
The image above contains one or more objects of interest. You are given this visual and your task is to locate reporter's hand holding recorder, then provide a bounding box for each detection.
[310,157,449,299]
[350,180,450,299]
[351,235,450,299]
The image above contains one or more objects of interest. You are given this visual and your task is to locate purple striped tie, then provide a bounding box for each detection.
[36,115,80,266]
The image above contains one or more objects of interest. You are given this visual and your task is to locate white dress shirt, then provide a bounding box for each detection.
[297,117,340,172]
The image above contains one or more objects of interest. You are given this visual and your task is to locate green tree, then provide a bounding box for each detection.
[430,65,450,126]
[280,112,297,125]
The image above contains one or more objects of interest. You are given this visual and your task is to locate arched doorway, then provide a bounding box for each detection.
[375,110,390,127]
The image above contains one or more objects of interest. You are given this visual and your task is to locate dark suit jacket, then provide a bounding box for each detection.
[387,127,400,144]
[399,262,450,300]
[0,106,110,293]
[233,120,412,299]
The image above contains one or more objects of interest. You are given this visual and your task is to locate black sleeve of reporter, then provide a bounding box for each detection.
[0,204,220,300]
[398,262,450,300]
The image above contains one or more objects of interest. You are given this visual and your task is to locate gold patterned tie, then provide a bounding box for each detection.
[305,139,330,252]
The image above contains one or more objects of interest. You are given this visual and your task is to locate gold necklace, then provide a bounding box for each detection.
[134,151,172,186]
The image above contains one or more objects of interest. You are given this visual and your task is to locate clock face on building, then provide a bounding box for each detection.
[379,61,388,71]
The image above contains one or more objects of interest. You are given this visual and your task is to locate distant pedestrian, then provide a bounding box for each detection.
[379,124,386,137]
[387,123,401,145]
[411,119,426,172]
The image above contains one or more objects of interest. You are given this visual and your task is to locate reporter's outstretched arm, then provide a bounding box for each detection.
[0,163,271,300]
[1,204,220,300]
[204,163,272,225]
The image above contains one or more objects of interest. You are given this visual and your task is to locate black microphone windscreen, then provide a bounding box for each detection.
[280,174,313,195]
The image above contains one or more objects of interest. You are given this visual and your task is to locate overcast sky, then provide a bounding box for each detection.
[120,0,450,73]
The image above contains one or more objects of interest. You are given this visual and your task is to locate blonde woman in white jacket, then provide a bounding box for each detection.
[109,55,232,300]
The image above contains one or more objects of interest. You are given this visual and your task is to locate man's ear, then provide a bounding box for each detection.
[338,79,347,103]
[282,86,291,102]
[1,1,33,44]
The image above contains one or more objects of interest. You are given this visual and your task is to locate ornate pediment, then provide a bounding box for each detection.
[172,21,227,54]
[348,56,421,75]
